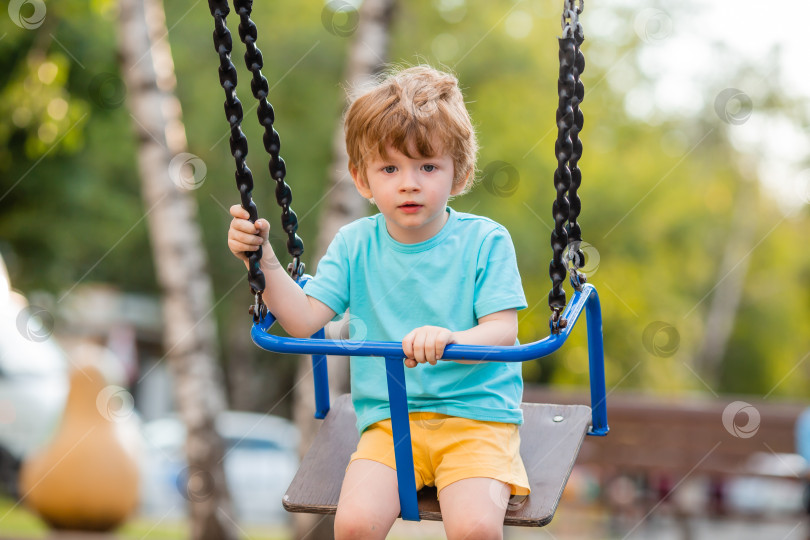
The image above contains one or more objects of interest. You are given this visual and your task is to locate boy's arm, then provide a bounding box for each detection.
[450,309,518,364]
[228,205,335,337]
[402,309,518,367]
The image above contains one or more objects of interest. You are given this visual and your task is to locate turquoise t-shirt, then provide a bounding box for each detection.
[303,207,528,435]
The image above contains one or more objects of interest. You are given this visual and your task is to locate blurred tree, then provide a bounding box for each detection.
[0,0,808,438]
[0,0,152,295]
[693,173,757,384]
[117,0,236,538]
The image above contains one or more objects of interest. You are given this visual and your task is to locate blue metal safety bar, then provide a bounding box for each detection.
[251,280,608,521]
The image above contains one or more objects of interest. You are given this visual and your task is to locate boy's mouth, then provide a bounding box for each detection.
[398,202,422,214]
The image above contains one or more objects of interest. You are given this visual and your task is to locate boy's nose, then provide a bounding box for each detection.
[399,169,420,191]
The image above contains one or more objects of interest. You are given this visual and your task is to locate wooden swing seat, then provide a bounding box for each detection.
[283,393,592,527]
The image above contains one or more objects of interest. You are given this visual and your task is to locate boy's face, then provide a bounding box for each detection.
[351,141,464,244]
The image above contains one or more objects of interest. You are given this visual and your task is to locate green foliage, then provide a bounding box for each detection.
[1,0,808,403]
[0,51,88,157]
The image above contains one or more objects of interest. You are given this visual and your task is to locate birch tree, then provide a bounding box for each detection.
[693,176,757,384]
[117,0,238,538]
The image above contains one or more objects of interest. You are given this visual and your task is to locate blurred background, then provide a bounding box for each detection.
[0,0,808,538]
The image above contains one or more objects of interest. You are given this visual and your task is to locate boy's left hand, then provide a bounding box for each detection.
[402,326,455,368]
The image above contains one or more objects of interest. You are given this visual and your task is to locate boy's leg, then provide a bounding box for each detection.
[334,459,401,540]
[439,478,509,540]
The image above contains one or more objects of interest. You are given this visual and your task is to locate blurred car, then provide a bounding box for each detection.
[0,311,69,461]
[140,410,300,525]
[0,254,70,498]
[725,452,808,515]
[0,255,70,461]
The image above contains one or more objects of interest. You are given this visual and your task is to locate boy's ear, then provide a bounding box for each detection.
[350,166,373,199]
[450,169,472,195]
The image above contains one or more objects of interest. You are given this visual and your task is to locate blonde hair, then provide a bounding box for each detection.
[344,65,478,192]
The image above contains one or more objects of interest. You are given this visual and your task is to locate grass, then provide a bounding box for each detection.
[0,496,290,539]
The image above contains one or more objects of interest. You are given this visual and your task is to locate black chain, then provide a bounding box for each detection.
[549,0,585,333]
[566,25,586,288]
[232,0,305,280]
[208,1,305,320]
[208,0,267,321]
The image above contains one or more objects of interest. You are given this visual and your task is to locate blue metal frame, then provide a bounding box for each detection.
[252,281,608,521]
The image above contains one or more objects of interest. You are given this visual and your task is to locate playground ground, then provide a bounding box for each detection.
[2,496,807,540]
[390,508,808,540]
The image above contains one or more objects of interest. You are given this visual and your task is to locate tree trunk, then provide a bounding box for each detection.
[693,177,758,385]
[117,1,238,539]
[292,1,397,538]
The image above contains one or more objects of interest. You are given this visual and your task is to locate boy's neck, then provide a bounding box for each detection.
[384,207,450,244]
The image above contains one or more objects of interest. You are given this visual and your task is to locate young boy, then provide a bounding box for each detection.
[228,65,529,540]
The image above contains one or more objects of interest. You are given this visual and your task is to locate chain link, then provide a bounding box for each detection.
[549,35,576,332]
[208,1,306,320]
[561,0,583,38]
[549,0,585,333]
[208,0,267,321]
[232,0,305,280]
[566,28,586,288]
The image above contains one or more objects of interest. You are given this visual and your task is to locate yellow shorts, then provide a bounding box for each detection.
[349,412,530,499]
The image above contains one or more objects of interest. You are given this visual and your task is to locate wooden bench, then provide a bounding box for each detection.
[524,387,805,478]
[523,386,809,519]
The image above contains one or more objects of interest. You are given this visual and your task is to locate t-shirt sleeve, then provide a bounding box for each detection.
[302,232,350,316]
[474,226,528,319]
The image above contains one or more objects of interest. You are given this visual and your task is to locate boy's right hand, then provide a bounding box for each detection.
[227,204,271,264]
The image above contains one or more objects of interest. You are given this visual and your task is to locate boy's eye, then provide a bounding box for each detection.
[422,164,436,172]
[382,165,397,174]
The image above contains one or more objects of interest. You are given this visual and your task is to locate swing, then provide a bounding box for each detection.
[207,0,606,527]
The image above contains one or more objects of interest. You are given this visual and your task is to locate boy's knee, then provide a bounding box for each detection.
[334,510,389,540]
[334,512,363,540]
[445,519,503,540]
